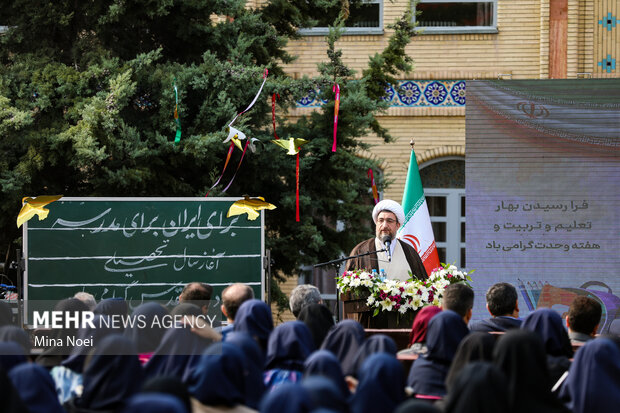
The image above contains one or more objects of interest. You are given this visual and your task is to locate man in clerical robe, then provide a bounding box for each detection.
[345,199,427,282]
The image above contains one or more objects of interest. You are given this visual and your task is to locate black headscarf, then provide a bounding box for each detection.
[493,329,569,413]
[407,310,469,398]
[303,349,350,399]
[558,337,620,413]
[123,302,169,353]
[297,303,335,349]
[36,298,89,368]
[143,323,212,383]
[350,353,405,413]
[75,334,143,411]
[0,341,27,372]
[443,362,509,413]
[189,342,247,407]
[265,321,315,371]
[521,308,573,385]
[141,376,192,413]
[224,331,266,409]
[350,334,397,378]
[9,363,65,413]
[320,319,366,376]
[302,375,350,413]
[61,313,115,373]
[259,382,314,413]
[233,299,274,353]
[445,331,496,391]
[0,364,30,413]
[0,325,31,354]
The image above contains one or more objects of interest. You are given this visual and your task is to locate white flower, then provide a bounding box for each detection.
[367,295,376,306]
[380,299,394,312]
[398,305,408,314]
[341,277,350,285]
[350,278,361,288]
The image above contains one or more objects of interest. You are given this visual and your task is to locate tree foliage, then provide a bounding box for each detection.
[0,0,415,305]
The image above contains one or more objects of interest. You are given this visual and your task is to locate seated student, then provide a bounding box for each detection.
[123,302,170,365]
[189,342,256,413]
[320,319,366,377]
[493,330,570,413]
[565,296,601,345]
[470,283,521,333]
[9,363,66,413]
[233,299,274,356]
[65,335,144,413]
[521,308,573,386]
[443,362,510,413]
[350,353,405,413]
[406,284,472,399]
[264,321,315,391]
[406,310,470,399]
[297,303,334,349]
[558,337,620,413]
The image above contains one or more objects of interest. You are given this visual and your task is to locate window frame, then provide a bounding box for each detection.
[298,0,384,36]
[414,0,498,35]
[424,187,466,268]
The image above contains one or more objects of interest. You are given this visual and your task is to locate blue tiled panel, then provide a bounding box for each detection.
[296,80,466,108]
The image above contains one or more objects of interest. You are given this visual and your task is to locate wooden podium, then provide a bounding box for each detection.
[341,292,415,350]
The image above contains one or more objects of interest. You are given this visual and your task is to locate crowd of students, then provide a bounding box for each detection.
[0,281,619,413]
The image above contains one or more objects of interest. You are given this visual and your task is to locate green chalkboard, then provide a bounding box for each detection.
[24,197,264,303]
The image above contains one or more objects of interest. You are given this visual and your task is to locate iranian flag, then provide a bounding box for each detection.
[397,149,440,276]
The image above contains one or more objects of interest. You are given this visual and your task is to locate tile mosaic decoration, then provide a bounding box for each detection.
[296,80,466,108]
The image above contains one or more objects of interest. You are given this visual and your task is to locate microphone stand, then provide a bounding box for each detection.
[314,248,388,322]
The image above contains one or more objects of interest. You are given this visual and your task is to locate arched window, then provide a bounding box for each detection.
[420,157,466,267]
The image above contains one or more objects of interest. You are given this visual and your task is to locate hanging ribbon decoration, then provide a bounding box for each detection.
[296,151,300,221]
[332,83,340,152]
[368,168,380,204]
[208,68,269,196]
[271,138,309,222]
[173,80,182,145]
[272,93,280,140]
[206,143,235,196]
[222,139,250,192]
[228,68,269,127]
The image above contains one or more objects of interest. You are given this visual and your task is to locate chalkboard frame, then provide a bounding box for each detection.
[22,197,265,319]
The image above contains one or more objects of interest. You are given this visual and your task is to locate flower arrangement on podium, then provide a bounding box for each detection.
[337,263,472,317]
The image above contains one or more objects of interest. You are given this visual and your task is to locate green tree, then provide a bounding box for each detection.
[0,0,416,308]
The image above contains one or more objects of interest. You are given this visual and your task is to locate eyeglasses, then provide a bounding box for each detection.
[377,218,397,225]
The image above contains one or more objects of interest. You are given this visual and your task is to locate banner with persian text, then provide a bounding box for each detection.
[465,79,620,333]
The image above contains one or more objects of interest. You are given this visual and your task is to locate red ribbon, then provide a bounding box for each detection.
[272,93,280,140]
[206,142,235,196]
[296,151,300,222]
[222,139,250,192]
[368,168,379,204]
[332,83,340,152]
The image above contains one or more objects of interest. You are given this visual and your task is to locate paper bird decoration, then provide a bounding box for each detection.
[17,195,63,228]
[227,196,276,221]
[224,126,247,152]
[271,138,308,155]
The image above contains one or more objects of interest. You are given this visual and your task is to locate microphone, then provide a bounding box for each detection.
[381,235,392,262]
